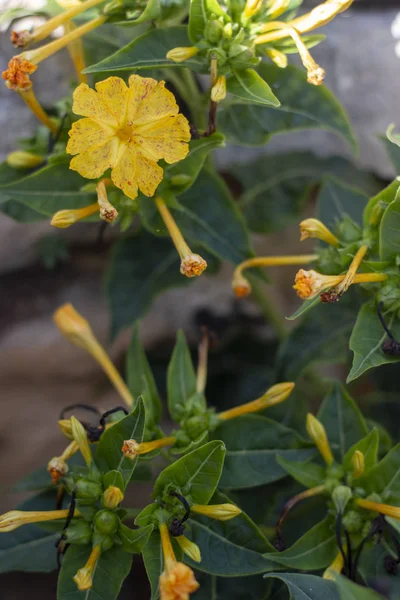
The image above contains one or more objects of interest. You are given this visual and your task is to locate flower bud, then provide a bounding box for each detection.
[71,416,92,466]
[7,150,44,169]
[243,0,262,19]
[166,47,199,63]
[306,413,334,466]
[75,478,102,503]
[232,273,252,297]
[300,218,339,246]
[191,503,241,521]
[332,486,352,514]
[265,48,288,69]
[206,19,224,44]
[351,450,365,478]
[47,457,69,484]
[103,486,124,509]
[73,545,101,591]
[51,203,99,228]
[176,536,201,563]
[211,75,226,103]
[58,419,74,440]
[53,303,95,350]
[94,509,119,535]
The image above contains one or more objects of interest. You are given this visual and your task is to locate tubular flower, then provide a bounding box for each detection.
[51,203,100,228]
[66,75,191,200]
[0,508,77,532]
[47,440,79,484]
[96,179,118,223]
[73,545,101,591]
[324,244,367,301]
[191,503,241,521]
[299,218,339,246]
[306,413,334,466]
[122,436,177,459]
[2,57,37,91]
[218,382,294,420]
[159,523,199,600]
[356,499,400,520]
[323,551,344,579]
[175,536,201,563]
[166,47,199,63]
[293,269,387,301]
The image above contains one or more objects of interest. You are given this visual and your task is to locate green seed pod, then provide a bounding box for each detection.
[75,478,103,503]
[94,509,119,536]
[65,520,93,545]
[170,174,192,188]
[205,19,224,44]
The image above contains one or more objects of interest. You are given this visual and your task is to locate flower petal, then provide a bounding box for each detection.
[69,138,119,179]
[136,154,163,197]
[128,77,179,125]
[135,114,190,164]
[111,147,138,200]
[66,118,113,155]
[127,75,158,123]
[72,83,118,127]
[95,77,129,127]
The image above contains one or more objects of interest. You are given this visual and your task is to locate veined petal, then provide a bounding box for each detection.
[66,118,113,155]
[95,77,129,127]
[70,138,119,179]
[136,113,191,139]
[130,79,179,126]
[111,146,138,200]
[127,75,158,123]
[72,83,118,127]
[136,154,163,197]
[135,114,190,164]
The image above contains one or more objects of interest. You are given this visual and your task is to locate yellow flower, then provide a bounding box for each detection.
[356,499,400,520]
[175,536,201,563]
[218,382,294,420]
[159,523,199,600]
[293,269,387,301]
[71,416,93,466]
[211,76,227,103]
[351,450,365,478]
[7,150,44,168]
[191,503,241,521]
[243,0,263,19]
[306,413,334,466]
[51,203,100,228]
[0,508,76,532]
[67,75,191,200]
[73,545,101,591]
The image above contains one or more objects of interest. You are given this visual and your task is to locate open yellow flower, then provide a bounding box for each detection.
[67,75,191,200]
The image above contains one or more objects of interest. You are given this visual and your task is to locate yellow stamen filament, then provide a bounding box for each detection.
[155,196,207,278]
[73,544,101,591]
[356,499,400,520]
[299,218,339,246]
[191,503,241,521]
[122,436,176,459]
[97,179,118,223]
[19,88,58,133]
[64,21,88,84]
[323,551,344,579]
[332,244,368,296]
[232,254,317,297]
[51,203,100,228]
[0,508,80,532]
[175,536,202,563]
[255,22,325,85]
[196,330,209,394]
[351,450,365,478]
[23,15,107,65]
[306,413,334,466]
[53,303,134,409]
[71,416,92,466]
[218,382,294,420]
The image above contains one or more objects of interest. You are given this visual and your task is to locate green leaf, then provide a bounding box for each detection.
[264,573,339,600]
[107,229,193,337]
[84,26,206,74]
[103,469,125,491]
[363,179,400,227]
[263,517,336,572]
[317,178,369,229]
[334,574,385,600]
[119,523,154,553]
[227,69,280,107]
[317,382,368,462]
[276,455,325,489]
[219,64,356,149]
[0,491,60,574]
[167,329,197,421]
[379,187,400,261]
[211,415,315,489]
[153,440,225,504]
[57,544,132,600]
[187,490,273,576]
[343,429,379,474]
[188,0,226,44]
[130,0,160,24]
[95,398,145,487]
[127,324,162,427]
[142,529,163,600]
[382,124,400,172]
[287,294,322,321]
[347,304,400,383]
[357,443,400,502]
[0,161,96,216]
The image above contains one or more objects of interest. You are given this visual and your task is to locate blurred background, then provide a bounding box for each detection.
[0,0,399,596]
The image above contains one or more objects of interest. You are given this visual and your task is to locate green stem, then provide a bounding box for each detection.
[248,276,287,340]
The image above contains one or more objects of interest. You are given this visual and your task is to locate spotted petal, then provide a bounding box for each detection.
[136,154,163,197]
[95,77,129,127]
[111,146,139,200]
[128,76,178,126]
[127,75,158,124]
[66,118,114,155]
[70,138,119,179]
[72,83,118,127]
[135,114,190,164]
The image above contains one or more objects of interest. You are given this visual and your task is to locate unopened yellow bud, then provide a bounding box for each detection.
[299,218,339,246]
[58,419,74,440]
[266,0,291,20]
[323,551,344,579]
[166,46,199,63]
[306,413,333,466]
[53,303,95,349]
[7,150,44,169]
[211,75,226,103]
[176,536,202,563]
[73,545,101,591]
[0,508,75,532]
[244,0,263,19]
[218,382,294,420]
[51,203,99,228]
[47,457,69,484]
[71,416,92,466]
[356,498,400,520]
[265,48,288,68]
[103,486,124,509]
[351,450,365,478]
[97,180,118,223]
[180,254,208,278]
[232,273,252,298]
[191,503,241,521]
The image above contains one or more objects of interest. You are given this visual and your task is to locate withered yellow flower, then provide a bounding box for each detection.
[159,523,199,600]
[67,75,191,200]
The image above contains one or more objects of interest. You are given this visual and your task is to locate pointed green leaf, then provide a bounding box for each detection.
[287,295,322,321]
[317,382,368,462]
[317,178,369,229]
[119,523,154,553]
[363,179,400,227]
[263,517,336,572]
[227,69,280,107]
[276,455,325,489]
[84,26,206,74]
[379,187,400,260]
[127,325,162,427]
[95,398,145,487]
[103,469,125,491]
[347,304,400,383]
[343,429,379,474]
[188,0,226,44]
[219,64,356,149]
[264,573,339,600]
[142,529,163,600]
[167,329,197,421]
[357,443,400,502]
[153,440,225,504]
[334,574,385,600]
[381,124,400,172]
[57,545,132,600]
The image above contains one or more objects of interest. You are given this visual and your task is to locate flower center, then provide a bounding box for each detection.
[116,124,133,143]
